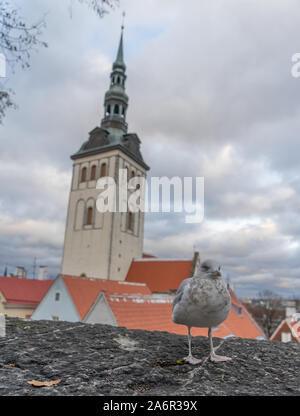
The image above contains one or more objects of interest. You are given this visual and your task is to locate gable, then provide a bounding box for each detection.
[32,276,81,322]
[84,292,117,326]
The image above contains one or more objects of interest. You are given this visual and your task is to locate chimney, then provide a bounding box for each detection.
[38,266,47,280]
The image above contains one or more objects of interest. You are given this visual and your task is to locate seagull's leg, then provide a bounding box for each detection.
[183,327,201,365]
[209,328,232,363]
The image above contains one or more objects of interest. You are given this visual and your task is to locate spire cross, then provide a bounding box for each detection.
[121,11,125,30]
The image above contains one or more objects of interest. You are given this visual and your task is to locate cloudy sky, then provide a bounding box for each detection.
[1,0,300,298]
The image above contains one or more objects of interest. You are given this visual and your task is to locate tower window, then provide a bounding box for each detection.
[87,207,93,226]
[114,104,119,115]
[127,212,134,231]
[91,165,97,181]
[122,107,125,116]
[100,163,107,178]
[106,105,111,115]
[117,76,121,84]
[81,167,87,182]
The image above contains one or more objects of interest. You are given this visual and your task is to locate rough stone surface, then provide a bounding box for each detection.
[0,317,299,396]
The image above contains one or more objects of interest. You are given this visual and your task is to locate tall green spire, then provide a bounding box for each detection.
[101,26,128,134]
[113,28,126,70]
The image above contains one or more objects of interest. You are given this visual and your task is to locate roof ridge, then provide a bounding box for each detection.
[133,258,192,263]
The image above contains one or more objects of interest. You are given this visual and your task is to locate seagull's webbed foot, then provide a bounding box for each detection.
[183,355,202,365]
[210,352,232,363]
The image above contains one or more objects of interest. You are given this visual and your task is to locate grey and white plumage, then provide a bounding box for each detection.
[172,259,232,364]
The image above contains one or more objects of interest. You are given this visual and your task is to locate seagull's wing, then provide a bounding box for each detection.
[172,278,190,311]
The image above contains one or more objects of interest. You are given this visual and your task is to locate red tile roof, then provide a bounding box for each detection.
[106,292,264,339]
[126,259,193,292]
[60,271,265,340]
[0,276,54,304]
[61,275,151,320]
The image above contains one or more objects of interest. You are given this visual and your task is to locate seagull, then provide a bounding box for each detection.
[172,259,232,364]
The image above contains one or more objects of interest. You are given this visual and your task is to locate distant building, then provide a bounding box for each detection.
[270,315,300,343]
[0,276,53,318]
[15,266,27,278]
[32,275,151,323]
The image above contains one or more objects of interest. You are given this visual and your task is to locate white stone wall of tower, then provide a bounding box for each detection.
[61,149,147,281]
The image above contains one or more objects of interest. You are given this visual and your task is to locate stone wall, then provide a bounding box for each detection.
[0,317,299,396]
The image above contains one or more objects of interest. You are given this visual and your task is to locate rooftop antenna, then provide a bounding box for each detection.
[33,257,37,280]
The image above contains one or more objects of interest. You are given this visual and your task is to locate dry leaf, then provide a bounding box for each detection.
[27,379,62,387]
[4,364,19,369]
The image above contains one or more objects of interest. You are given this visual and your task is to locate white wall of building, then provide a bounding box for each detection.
[32,276,80,322]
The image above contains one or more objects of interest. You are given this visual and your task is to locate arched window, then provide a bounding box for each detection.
[127,212,133,231]
[100,163,107,178]
[81,167,87,182]
[106,105,111,116]
[131,170,135,179]
[117,76,120,84]
[87,207,93,226]
[122,107,125,117]
[90,165,96,181]
[114,104,119,115]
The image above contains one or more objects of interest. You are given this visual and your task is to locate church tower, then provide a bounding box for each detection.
[61,27,149,281]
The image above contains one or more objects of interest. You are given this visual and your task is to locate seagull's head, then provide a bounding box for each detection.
[201,260,222,278]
